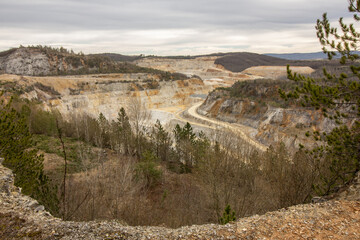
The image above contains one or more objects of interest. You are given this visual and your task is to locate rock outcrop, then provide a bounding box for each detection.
[0,48,51,76]
[198,84,337,149]
[1,163,359,239]
[0,47,188,78]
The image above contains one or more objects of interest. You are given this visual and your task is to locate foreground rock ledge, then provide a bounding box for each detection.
[1,164,359,239]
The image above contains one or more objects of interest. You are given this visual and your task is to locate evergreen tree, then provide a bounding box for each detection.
[173,122,209,173]
[219,204,236,224]
[116,107,133,155]
[280,0,360,195]
[151,120,172,162]
[135,150,162,189]
[97,112,110,148]
[0,96,58,214]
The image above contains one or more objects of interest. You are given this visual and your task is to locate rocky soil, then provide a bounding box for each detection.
[1,162,360,239]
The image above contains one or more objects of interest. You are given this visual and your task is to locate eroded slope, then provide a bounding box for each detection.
[0,73,213,123]
[198,80,338,150]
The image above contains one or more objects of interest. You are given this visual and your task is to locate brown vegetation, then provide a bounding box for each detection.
[0,95,337,228]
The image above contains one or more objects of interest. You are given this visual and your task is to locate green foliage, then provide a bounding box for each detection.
[215,79,297,109]
[150,120,172,162]
[135,150,162,188]
[311,123,360,195]
[97,113,111,148]
[0,96,58,214]
[174,122,196,144]
[29,108,58,136]
[281,1,360,195]
[173,123,210,173]
[115,107,133,155]
[65,56,82,68]
[32,134,89,173]
[219,204,236,224]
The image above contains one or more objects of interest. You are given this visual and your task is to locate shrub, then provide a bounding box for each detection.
[219,205,236,224]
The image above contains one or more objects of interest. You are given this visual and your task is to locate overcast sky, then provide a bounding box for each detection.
[0,0,354,55]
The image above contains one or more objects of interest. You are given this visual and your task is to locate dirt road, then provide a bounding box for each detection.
[175,101,268,152]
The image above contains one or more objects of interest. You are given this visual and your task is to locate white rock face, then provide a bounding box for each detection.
[0,48,51,76]
[0,74,214,125]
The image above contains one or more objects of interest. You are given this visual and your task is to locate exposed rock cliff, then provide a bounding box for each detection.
[0,47,188,78]
[198,80,338,149]
[0,48,51,76]
[0,73,213,122]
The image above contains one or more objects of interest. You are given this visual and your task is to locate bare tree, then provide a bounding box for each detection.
[126,97,151,157]
[55,118,68,219]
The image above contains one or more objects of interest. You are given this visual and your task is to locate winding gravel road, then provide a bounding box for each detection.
[175,101,268,152]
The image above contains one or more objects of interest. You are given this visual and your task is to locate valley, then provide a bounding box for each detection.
[0,48,323,150]
[1,0,360,238]
[0,46,358,233]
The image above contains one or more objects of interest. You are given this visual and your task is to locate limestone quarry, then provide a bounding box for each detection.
[0,49,329,151]
[134,56,315,83]
[0,74,211,120]
[1,47,359,239]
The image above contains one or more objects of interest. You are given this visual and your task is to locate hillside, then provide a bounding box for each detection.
[0,73,212,122]
[266,51,360,60]
[214,52,348,73]
[265,52,329,60]
[134,52,351,83]
[90,51,346,78]
[1,162,359,239]
[0,46,187,79]
[90,53,143,62]
[198,79,338,150]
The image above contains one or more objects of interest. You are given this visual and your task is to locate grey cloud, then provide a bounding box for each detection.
[0,0,348,30]
[0,0,354,54]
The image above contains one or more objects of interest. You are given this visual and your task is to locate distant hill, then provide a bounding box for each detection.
[214,52,289,72]
[1,47,355,77]
[214,52,349,73]
[266,51,360,60]
[265,52,329,60]
[0,46,188,79]
[90,53,143,62]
